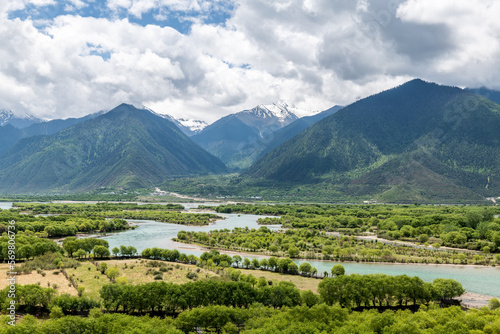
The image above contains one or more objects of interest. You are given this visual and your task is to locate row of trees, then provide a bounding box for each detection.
[2,304,500,334]
[99,280,302,312]
[62,237,110,258]
[0,234,60,261]
[175,227,495,265]
[14,202,184,214]
[318,274,465,308]
[93,210,220,226]
[144,247,309,276]
[0,214,130,238]
[9,272,462,316]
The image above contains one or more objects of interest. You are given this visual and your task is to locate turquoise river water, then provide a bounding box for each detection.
[2,201,499,297]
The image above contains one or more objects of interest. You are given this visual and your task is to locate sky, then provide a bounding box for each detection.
[1,0,499,123]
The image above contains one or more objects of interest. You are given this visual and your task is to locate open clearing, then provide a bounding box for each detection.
[0,263,77,296]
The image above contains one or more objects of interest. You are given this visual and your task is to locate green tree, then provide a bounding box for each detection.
[74,249,87,259]
[232,255,242,267]
[106,267,120,282]
[301,290,320,307]
[489,298,500,310]
[49,306,64,319]
[288,246,300,258]
[257,277,268,288]
[432,279,465,301]
[93,245,110,258]
[418,234,429,243]
[331,264,345,277]
[62,237,79,258]
[299,262,312,276]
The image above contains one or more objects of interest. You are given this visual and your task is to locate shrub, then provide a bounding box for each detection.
[489,298,500,310]
[186,272,198,280]
[49,306,64,319]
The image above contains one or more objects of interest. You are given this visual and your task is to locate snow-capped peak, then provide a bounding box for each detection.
[143,106,207,135]
[0,109,13,126]
[0,109,44,128]
[248,102,303,124]
[175,118,208,133]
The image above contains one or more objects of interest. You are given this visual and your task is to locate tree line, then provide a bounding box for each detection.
[318,274,464,308]
[0,274,465,315]
[3,303,500,334]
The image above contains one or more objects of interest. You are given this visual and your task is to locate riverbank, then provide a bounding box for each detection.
[99,218,500,298]
[459,292,495,309]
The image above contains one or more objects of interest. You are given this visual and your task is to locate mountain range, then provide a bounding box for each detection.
[0,110,106,155]
[0,109,44,128]
[245,79,500,202]
[0,104,226,193]
[0,107,207,155]
[0,101,328,193]
[1,80,500,202]
[192,102,305,169]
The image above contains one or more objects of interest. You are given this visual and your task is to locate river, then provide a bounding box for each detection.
[0,202,13,210]
[2,201,499,297]
[101,216,500,298]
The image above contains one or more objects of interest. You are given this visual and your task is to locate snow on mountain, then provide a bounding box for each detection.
[175,118,208,133]
[0,109,12,126]
[144,107,206,136]
[245,102,314,125]
[0,109,44,128]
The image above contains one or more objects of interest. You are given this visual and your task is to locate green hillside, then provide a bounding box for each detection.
[244,79,500,202]
[0,104,226,193]
[258,105,343,159]
[0,124,22,155]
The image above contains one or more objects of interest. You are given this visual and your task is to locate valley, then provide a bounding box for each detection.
[2,80,500,332]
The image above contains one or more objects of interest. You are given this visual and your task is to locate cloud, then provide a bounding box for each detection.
[0,0,499,122]
[396,0,500,86]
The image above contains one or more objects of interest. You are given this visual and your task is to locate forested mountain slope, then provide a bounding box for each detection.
[245,79,500,202]
[0,104,226,193]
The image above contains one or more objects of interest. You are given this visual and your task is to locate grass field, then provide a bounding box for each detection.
[1,259,323,300]
[65,259,218,299]
[0,263,77,296]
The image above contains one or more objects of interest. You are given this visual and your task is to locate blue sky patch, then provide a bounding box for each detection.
[8,0,235,34]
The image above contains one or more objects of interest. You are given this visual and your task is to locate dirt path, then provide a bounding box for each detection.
[351,233,479,253]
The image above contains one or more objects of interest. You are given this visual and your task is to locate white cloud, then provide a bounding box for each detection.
[0,0,499,122]
[396,0,500,86]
